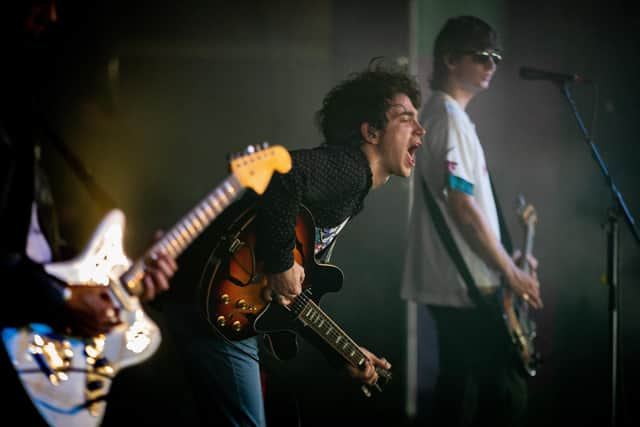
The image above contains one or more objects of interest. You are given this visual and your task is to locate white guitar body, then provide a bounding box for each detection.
[2,210,161,427]
[0,144,291,427]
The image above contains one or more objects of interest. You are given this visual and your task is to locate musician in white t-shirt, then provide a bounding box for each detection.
[401,15,542,427]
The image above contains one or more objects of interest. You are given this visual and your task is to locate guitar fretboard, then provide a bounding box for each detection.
[121,175,244,291]
[150,176,243,258]
[521,219,536,274]
[290,290,368,369]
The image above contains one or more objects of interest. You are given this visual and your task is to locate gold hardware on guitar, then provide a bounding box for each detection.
[202,205,392,396]
[1,144,292,427]
[501,194,540,377]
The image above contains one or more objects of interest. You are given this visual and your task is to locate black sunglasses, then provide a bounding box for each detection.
[463,50,503,66]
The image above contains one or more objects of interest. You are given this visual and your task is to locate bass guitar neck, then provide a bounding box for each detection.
[502,195,540,377]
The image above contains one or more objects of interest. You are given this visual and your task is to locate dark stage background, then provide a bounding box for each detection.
[35,1,640,426]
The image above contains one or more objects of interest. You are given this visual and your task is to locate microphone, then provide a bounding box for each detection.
[519,66,591,84]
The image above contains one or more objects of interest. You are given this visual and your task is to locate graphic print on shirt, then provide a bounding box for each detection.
[314,218,349,255]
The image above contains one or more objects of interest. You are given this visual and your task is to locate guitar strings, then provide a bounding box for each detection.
[291,290,391,390]
[290,290,367,367]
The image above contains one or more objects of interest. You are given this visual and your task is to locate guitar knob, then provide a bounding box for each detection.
[236,299,247,309]
[220,294,230,304]
[216,316,226,327]
[232,320,242,332]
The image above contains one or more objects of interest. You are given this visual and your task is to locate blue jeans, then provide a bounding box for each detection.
[168,305,266,427]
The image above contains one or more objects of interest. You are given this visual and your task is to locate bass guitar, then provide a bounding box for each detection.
[501,194,540,377]
[201,205,391,396]
[1,144,291,427]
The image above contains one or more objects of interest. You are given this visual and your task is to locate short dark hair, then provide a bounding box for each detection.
[430,15,499,91]
[315,64,422,147]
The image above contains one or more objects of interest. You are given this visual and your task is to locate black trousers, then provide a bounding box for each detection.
[425,304,528,427]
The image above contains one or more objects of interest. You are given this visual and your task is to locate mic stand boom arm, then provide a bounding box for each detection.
[560,82,640,427]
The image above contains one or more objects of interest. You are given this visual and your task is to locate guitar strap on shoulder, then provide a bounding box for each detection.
[419,176,488,308]
[420,175,524,359]
[490,175,513,256]
[420,173,515,307]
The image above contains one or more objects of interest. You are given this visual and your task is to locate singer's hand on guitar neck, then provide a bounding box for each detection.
[345,346,391,386]
[266,261,305,306]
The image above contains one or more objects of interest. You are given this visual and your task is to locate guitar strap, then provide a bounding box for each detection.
[418,174,512,308]
[491,176,513,255]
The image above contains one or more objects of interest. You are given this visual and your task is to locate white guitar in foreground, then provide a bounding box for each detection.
[1,144,291,427]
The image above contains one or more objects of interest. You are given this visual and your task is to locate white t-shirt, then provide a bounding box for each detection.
[26,202,53,264]
[401,91,501,307]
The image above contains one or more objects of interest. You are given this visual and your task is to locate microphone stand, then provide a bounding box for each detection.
[560,82,640,427]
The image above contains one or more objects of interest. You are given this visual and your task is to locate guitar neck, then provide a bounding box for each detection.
[520,222,536,274]
[151,175,244,258]
[122,174,244,291]
[290,290,369,370]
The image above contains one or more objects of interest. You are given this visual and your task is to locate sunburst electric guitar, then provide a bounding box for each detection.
[501,195,540,377]
[201,205,391,397]
[1,144,291,427]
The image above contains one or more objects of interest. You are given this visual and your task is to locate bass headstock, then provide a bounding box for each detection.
[516,194,538,229]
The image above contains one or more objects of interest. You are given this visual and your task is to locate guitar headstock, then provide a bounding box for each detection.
[516,194,538,229]
[229,143,292,195]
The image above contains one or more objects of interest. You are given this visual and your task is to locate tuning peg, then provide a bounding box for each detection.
[246,145,256,154]
[262,141,270,149]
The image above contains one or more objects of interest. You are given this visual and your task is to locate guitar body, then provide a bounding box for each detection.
[1,144,294,427]
[2,210,160,427]
[501,196,539,377]
[202,206,344,360]
[501,287,537,376]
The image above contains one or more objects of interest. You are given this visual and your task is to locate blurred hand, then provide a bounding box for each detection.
[509,250,542,309]
[140,230,178,302]
[266,262,305,306]
[63,285,120,337]
[345,346,391,386]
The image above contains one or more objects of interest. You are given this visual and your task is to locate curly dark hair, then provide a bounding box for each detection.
[315,63,422,147]
[430,15,500,91]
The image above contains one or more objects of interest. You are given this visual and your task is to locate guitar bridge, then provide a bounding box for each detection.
[29,333,73,385]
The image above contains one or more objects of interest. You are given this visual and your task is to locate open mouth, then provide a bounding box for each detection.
[407,143,421,167]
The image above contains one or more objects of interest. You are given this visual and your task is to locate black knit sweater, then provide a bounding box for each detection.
[255,144,372,273]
